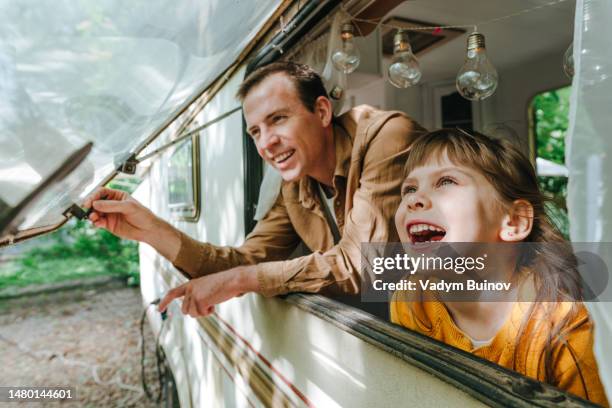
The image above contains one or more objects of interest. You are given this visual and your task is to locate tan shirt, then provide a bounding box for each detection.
[173,105,426,296]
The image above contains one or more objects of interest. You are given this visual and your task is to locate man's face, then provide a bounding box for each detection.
[243,73,329,182]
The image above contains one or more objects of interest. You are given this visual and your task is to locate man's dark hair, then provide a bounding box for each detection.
[237,61,329,112]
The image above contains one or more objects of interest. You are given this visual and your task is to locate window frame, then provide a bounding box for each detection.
[285,293,596,407]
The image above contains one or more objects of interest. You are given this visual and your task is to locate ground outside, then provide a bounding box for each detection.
[0,284,161,407]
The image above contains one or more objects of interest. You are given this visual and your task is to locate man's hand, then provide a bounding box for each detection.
[84,187,155,241]
[158,266,260,317]
[84,187,181,262]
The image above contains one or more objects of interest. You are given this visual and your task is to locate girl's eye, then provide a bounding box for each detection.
[402,185,417,195]
[437,176,456,187]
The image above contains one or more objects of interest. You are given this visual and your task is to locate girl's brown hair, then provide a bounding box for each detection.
[404,128,583,382]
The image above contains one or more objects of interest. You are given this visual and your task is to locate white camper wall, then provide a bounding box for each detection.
[156,68,246,247]
[137,66,249,408]
[385,81,425,125]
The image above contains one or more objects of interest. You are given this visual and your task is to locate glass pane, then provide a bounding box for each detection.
[168,137,198,220]
[0,0,280,232]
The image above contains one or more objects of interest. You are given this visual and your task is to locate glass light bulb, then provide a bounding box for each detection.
[563,42,574,78]
[456,32,498,101]
[332,23,360,74]
[387,31,421,88]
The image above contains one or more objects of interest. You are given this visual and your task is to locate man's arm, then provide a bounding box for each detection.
[86,186,301,279]
[169,192,302,279]
[86,187,182,262]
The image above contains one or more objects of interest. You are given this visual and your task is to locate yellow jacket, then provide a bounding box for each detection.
[391,290,609,406]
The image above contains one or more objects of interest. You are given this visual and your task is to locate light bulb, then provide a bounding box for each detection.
[387,30,422,88]
[332,23,360,74]
[456,32,498,101]
[563,42,574,78]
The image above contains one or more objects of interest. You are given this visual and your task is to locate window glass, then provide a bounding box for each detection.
[0,0,280,232]
[168,137,199,221]
[441,91,473,131]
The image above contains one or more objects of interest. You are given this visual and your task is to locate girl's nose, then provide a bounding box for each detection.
[406,192,431,211]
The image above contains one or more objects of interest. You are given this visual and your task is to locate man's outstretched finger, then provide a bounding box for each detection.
[159,284,187,312]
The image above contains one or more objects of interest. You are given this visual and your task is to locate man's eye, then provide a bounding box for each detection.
[272,115,286,123]
[437,177,456,187]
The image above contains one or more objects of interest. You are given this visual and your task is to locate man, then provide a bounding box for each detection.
[86,62,425,317]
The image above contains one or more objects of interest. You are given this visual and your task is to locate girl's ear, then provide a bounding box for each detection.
[314,96,333,127]
[499,199,534,242]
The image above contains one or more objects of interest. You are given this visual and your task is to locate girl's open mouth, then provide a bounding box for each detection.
[407,222,446,244]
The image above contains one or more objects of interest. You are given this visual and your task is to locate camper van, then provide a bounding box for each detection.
[1,0,611,407]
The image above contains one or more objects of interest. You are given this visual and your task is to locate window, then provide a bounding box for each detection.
[529,86,571,238]
[432,84,475,132]
[168,135,200,221]
[441,91,473,131]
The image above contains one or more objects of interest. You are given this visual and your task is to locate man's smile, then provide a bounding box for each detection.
[273,149,296,164]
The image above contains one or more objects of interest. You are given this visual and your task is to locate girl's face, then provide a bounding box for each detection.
[395,153,506,244]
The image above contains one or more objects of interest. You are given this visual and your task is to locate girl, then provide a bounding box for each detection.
[390,128,608,406]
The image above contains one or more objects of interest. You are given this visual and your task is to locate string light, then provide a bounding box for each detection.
[332,23,361,74]
[333,0,570,99]
[456,31,498,101]
[387,30,421,88]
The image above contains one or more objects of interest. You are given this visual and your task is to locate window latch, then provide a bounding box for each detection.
[115,153,139,175]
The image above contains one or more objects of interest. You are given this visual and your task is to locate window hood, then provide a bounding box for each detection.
[0,0,281,245]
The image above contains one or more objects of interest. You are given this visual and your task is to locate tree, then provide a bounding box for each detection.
[531,86,571,238]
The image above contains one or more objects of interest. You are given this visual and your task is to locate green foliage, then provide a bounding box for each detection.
[532,86,571,238]
[0,219,140,291]
[1,175,142,291]
[533,87,571,165]
[106,177,141,194]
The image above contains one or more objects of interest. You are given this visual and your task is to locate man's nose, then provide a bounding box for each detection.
[259,129,280,151]
[406,192,431,211]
